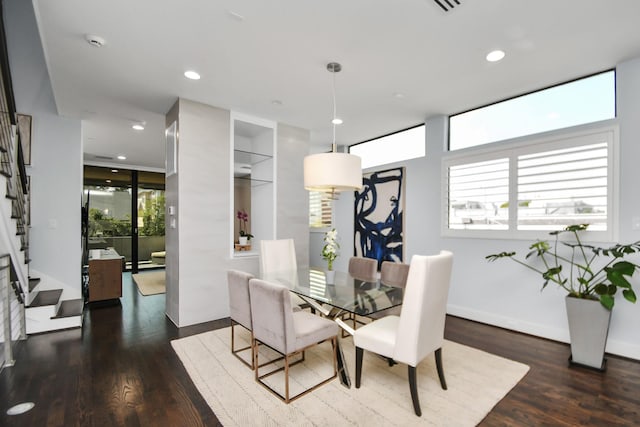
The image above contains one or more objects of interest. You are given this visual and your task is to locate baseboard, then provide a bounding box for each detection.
[447,304,640,361]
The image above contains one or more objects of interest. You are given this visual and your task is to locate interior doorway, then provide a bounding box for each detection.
[83,166,165,273]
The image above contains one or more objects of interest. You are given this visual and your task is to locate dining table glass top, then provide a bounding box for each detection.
[261,268,404,316]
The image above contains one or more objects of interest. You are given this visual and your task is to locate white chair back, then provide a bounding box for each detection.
[393,251,453,367]
[259,239,297,275]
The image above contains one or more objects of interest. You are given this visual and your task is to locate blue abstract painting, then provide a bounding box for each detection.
[354,167,405,269]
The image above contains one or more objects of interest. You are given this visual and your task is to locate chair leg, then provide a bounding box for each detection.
[355,346,363,388]
[253,339,260,381]
[435,347,447,390]
[284,354,290,403]
[408,365,421,417]
[249,331,255,370]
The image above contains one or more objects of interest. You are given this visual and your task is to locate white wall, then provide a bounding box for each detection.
[331,58,640,360]
[276,124,310,268]
[5,0,82,295]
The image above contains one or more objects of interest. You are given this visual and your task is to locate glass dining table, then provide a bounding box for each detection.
[260,267,404,388]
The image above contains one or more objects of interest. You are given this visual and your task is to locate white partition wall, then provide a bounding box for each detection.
[165,100,309,327]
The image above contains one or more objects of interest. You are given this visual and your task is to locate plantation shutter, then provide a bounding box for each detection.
[309,191,333,228]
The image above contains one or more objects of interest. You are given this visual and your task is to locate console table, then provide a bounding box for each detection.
[87,248,123,302]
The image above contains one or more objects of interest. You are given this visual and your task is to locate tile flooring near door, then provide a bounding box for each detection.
[1,273,639,426]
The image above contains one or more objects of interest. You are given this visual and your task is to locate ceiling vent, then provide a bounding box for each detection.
[94,155,114,160]
[433,0,461,12]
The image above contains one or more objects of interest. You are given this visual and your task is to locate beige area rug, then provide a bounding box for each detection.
[171,327,530,426]
[132,271,166,296]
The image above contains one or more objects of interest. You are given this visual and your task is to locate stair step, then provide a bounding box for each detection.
[52,299,84,319]
[29,277,41,292]
[28,289,63,307]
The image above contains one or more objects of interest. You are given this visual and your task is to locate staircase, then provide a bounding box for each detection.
[0,54,82,345]
[24,281,83,334]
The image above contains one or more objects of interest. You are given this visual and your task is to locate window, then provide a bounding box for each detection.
[449,71,615,151]
[448,158,509,230]
[350,124,425,169]
[443,124,617,240]
[309,191,333,228]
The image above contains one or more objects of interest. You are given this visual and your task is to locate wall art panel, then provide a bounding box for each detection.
[354,167,405,269]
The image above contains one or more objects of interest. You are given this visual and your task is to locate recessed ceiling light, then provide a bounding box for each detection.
[227,10,245,21]
[117,155,127,160]
[111,169,118,173]
[85,34,106,48]
[132,124,144,131]
[105,179,112,183]
[486,50,506,62]
[393,92,405,99]
[184,70,201,80]
[332,118,343,125]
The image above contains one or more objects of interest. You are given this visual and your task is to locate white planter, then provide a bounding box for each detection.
[325,270,335,284]
[565,296,611,370]
[239,236,248,245]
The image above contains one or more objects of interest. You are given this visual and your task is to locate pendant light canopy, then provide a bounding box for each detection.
[304,62,362,194]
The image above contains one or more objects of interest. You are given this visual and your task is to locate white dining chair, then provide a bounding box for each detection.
[259,239,297,273]
[259,239,308,310]
[249,278,339,403]
[353,251,454,416]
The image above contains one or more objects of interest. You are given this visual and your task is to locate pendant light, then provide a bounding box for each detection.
[304,62,362,195]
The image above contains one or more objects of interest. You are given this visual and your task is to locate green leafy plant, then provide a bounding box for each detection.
[141,193,165,236]
[486,224,640,310]
[88,208,131,237]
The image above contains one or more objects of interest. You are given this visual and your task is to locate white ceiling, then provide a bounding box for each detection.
[32,0,640,171]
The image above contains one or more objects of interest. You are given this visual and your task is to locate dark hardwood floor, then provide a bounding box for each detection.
[1,273,639,426]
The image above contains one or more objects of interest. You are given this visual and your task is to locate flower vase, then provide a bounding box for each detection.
[325,269,335,284]
[239,236,248,245]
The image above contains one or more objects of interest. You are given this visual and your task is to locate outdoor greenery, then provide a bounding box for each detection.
[141,193,165,236]
[89,208,131,237]
[486,224,640,310]
[88,193,165,237]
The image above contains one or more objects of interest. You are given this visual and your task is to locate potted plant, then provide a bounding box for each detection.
[237,209,253,245]
[322,228,339,284]
[486,224,639,370]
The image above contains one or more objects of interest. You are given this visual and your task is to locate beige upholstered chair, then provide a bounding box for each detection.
[354,251,454,416]
[380,260,410,288]
[344,256,379,334]
[249,278,339,403]
[259,239,307,310]
[367,261,411,319]
[348,256,378,282]
[227,269,256,368]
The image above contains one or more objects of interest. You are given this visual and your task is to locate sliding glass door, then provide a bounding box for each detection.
[137,171,165,269]
[83,166,165,272]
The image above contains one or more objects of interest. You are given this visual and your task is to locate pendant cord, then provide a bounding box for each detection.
[332,69,337,153]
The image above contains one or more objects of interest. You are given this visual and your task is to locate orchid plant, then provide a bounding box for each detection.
[322,228,340,271]
[236,209,253,240]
